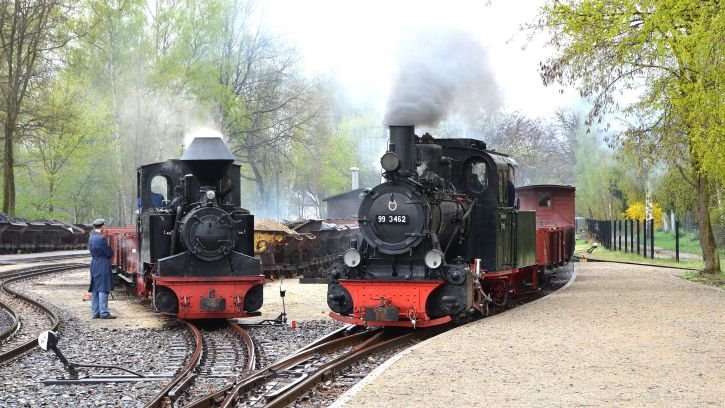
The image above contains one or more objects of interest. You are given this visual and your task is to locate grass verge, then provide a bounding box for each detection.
[576,238,724,288]
[681,271,725,289]
[575,238,701,270]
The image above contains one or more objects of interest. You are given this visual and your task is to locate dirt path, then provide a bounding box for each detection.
[335,262,724,407]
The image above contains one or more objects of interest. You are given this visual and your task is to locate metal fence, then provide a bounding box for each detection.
[582,218,684,262]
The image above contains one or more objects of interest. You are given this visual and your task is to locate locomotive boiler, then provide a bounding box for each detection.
[109,137,265,319]
[328,125,572,328]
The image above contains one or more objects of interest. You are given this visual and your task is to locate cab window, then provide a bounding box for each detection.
[498,169,506,205]
[150,175,169,207]
[538,195,551,207]
[467,160,488,193]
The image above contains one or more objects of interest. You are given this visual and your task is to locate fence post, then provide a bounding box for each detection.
[643,219,648,258]
[650,219,654,258]
[624,219,628,253]
[636,220,640,255]
[675,220,680,263]
[631,220,635,253]
[617,220,621,251]
[607,220,611,249]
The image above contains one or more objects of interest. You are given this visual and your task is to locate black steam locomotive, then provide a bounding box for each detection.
[327,125,568,328]
[108,137,265,319]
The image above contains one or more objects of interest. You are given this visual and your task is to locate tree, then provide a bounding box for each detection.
[20,71,108,216]
[534,0,722,274]
[0,0,71,215]
[470,110,577,186]
[214,1,325,215]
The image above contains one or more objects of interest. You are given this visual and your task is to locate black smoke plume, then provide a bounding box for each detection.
[384,28,502,126]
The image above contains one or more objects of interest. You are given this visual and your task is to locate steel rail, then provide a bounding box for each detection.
[0,300,19,342]
[0,252,90,266]
[181,327,377,408]
[573,255,699,271]
[144,320,203,408]
[230,323,256,372]
[0,263,87,365]
[218,329,381,408]
[263,330,422,408]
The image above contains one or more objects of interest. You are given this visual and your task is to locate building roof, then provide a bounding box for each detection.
[322,188,367,202]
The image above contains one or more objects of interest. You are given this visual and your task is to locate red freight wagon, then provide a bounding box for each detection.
[516,185,576,268]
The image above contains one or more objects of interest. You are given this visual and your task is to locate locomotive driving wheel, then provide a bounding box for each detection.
[489,280,508,307]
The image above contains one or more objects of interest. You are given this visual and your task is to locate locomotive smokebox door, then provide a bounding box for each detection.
[358,183,426,255]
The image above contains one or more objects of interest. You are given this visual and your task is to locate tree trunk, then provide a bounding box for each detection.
[109,58,128,225]
[250,159,265,214]
[48,178,54,213]
[695,172,720,274]
[3,117,16,216]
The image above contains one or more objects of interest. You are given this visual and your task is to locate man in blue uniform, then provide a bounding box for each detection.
[88,219,116,319]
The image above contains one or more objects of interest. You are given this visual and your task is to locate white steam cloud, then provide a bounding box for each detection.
[384,28,502,126]
[183,127,226,150]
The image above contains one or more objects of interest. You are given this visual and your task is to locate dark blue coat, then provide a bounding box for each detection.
[88,231,114,293]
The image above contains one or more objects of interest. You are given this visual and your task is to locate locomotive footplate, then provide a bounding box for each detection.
[365,305,399,322]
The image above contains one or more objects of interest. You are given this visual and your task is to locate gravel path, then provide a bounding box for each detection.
[334,262,725,407]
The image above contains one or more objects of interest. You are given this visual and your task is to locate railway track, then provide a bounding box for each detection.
[177,325,435,408]
[0,263,86,365]
[145,321,257,408]
[0,251,89,266]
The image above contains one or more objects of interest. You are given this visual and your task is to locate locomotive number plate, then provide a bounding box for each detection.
[376,215,408,224]
[201,297,226,312]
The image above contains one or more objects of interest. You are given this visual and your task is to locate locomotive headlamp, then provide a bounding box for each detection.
[206,190,216,200]
[380,152,401,172]
[343,248,362,267]
[424,249,444,269]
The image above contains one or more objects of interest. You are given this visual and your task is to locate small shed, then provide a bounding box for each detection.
[323,188,366,219]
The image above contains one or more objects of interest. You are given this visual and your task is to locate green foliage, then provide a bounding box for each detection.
[535,0,722,274]
[652,167,697,217]
[287,112,382,218]
[573,126,625,219]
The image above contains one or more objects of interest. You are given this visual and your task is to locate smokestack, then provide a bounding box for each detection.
[180,137,235,186]
[389,126,416,177]
[350,167,360,190]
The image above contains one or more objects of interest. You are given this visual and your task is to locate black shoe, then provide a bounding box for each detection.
[100,314,117,319]
[92,315,100,319]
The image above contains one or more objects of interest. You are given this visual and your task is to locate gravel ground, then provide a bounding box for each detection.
[335,262,725,407]
[0,305,186,407]
[0,266,339,407]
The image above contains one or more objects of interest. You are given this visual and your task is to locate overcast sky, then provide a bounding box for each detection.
[261,0,578,119]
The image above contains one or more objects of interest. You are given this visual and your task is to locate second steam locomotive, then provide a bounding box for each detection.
[106,137,265,319]
[327,125,574,328]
